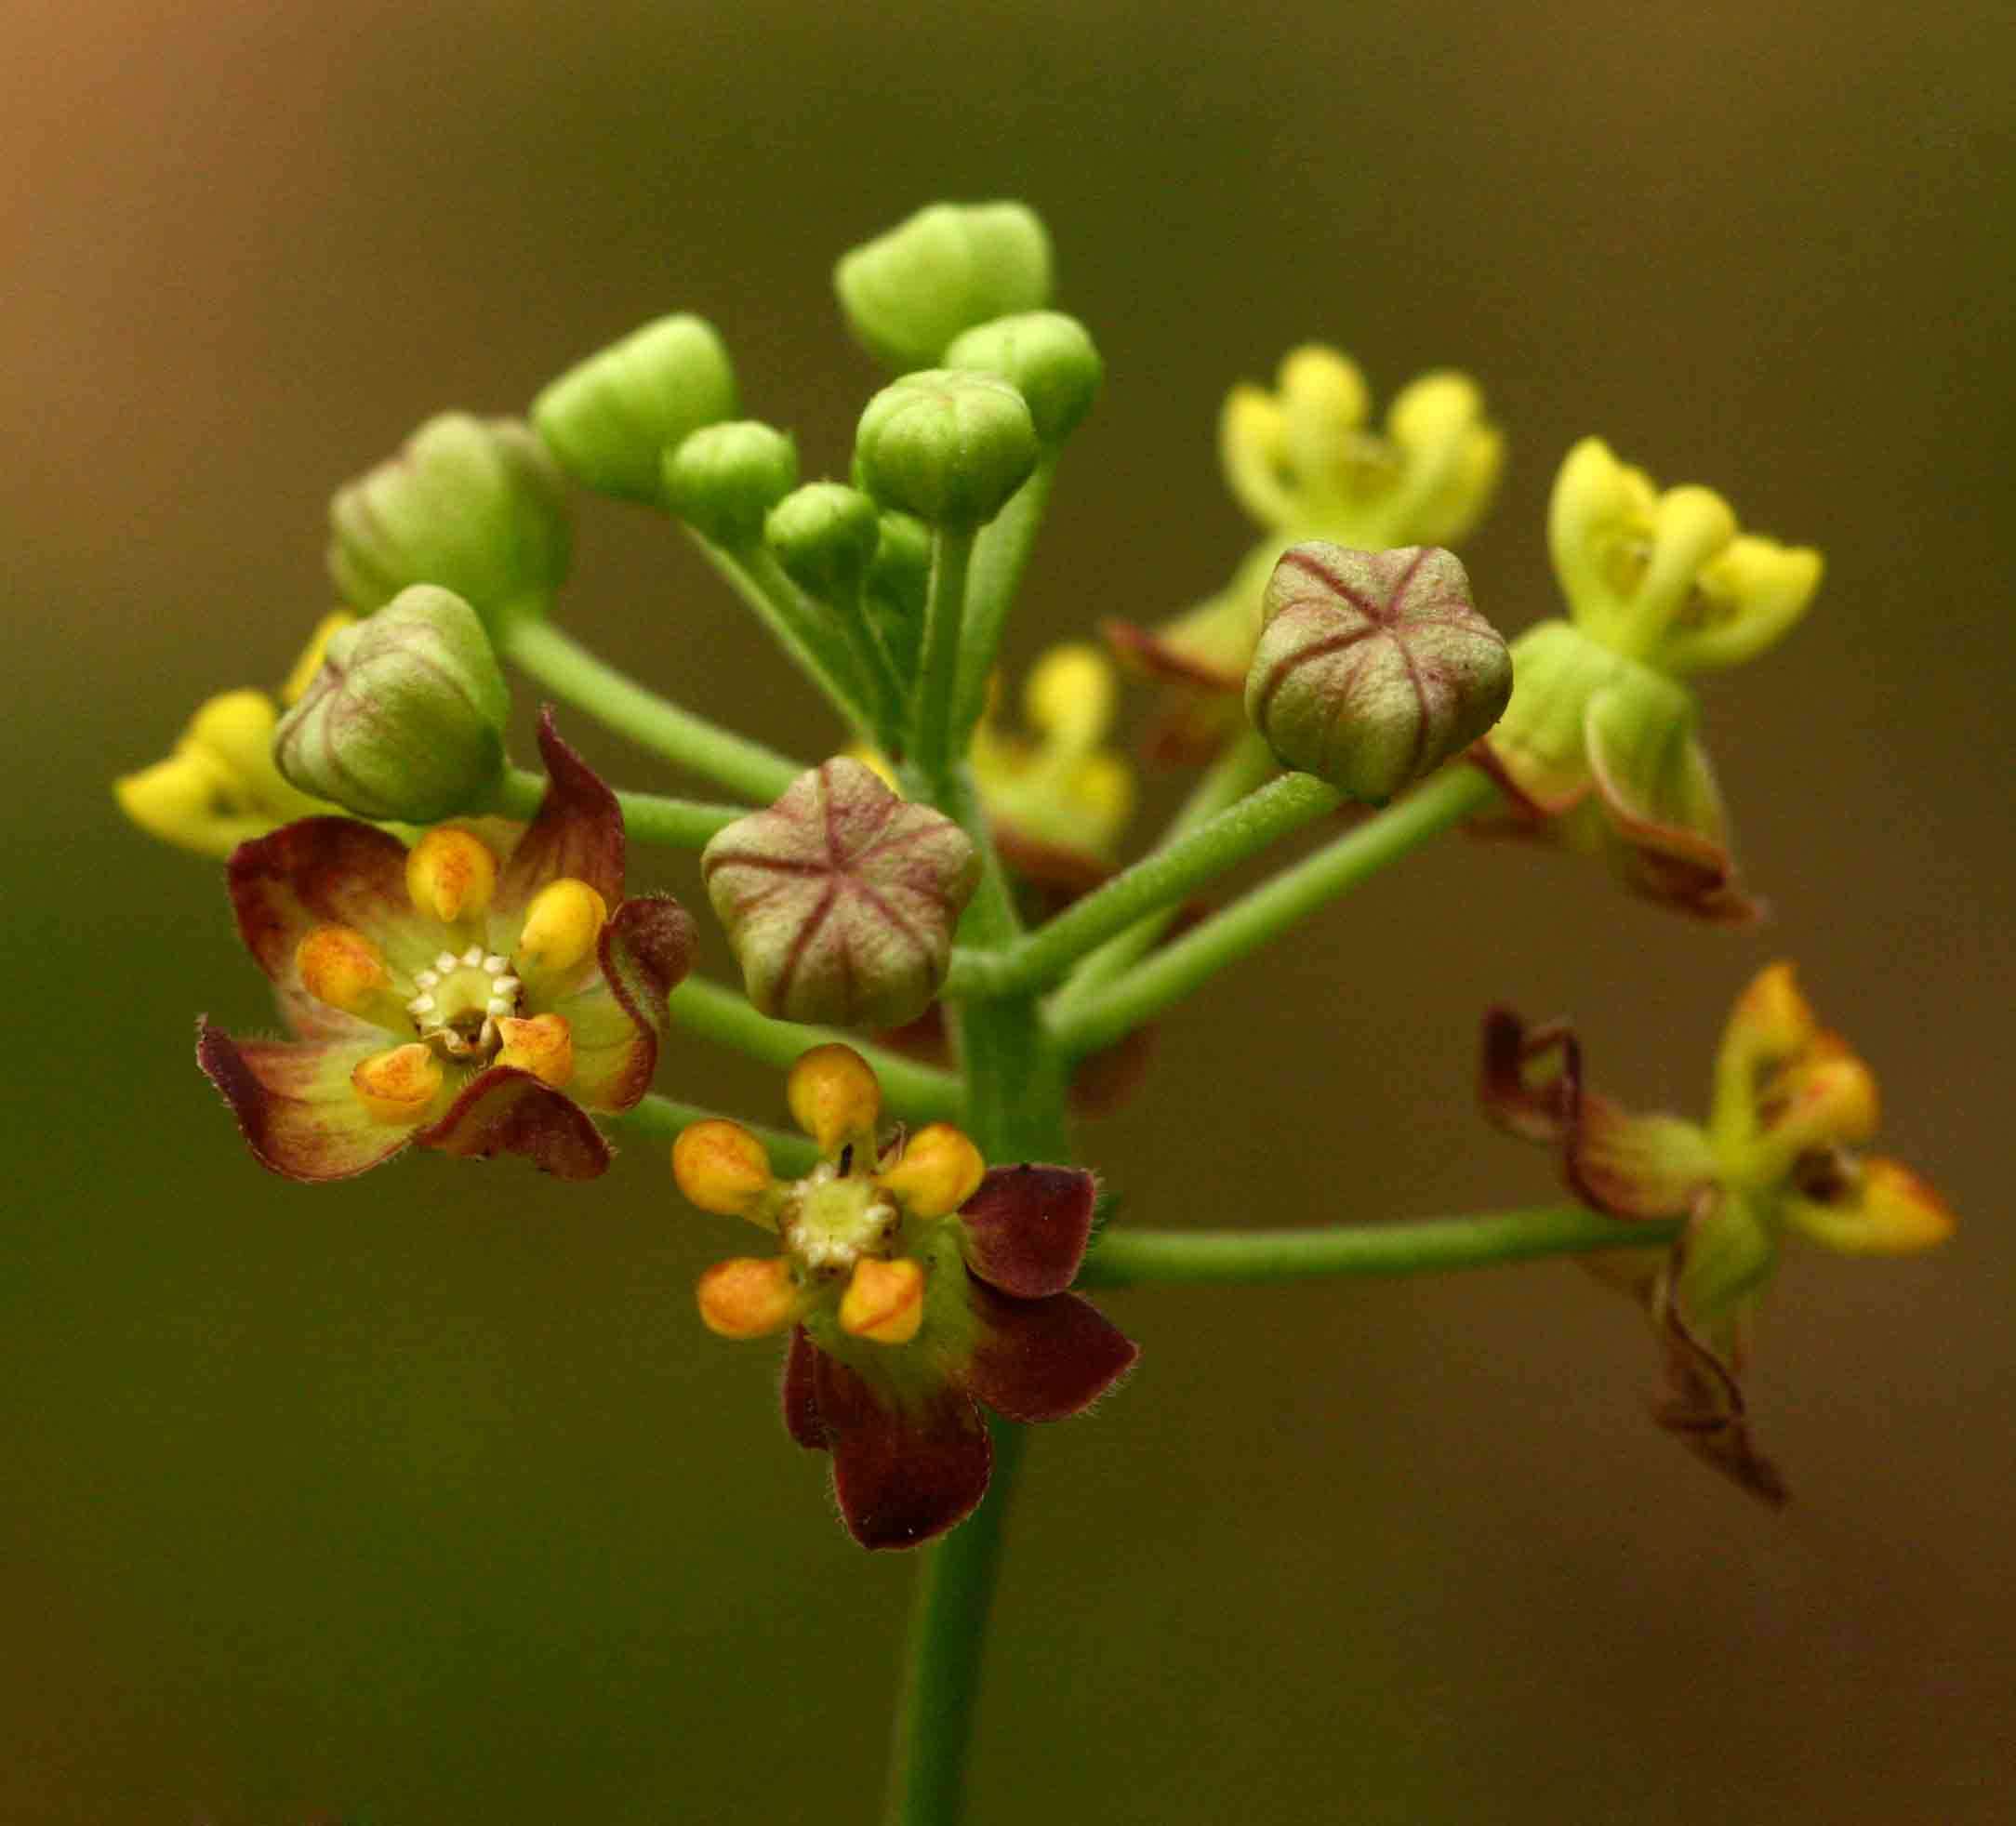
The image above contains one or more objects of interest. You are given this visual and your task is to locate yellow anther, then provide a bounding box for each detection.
[350,1043,444,1124]
[495,1013,575,1090]
[279,611,357,706]
[696,1257,804,1339]
[1024,643,1115,752]
[515,878,608,977]
[296,924,394,1020]
[876,1122,985,1218]
[672,1119,777,1220]
[405,827,499,924]
[838,1257,926,1345]
[786,1043,883,1158]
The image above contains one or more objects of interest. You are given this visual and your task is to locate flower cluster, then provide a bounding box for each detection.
[673,1045,1136,1548]
[1481,963,1953,1499]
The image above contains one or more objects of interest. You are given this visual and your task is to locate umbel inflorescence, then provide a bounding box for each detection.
[119,200,1953,1570]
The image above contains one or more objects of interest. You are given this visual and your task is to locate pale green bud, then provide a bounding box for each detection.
[531,313,738,503]
[274,585,510,821]
[1245,544,1511,801]
[327,414,570,620]
[866,511,932,680]
[663,421,799,547]
[944,311,1102,446]
[855,371,1038,527]
[765,483,882,601]
[834,202,1053,370]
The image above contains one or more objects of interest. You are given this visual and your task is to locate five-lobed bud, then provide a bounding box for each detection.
[663,421,800,548]
[834,201,1053,371]
[532,313,740,505]
[855,371,1039,528]
[274,585,511,821]
[943,311,1103,449]
[1244,543,1513,801]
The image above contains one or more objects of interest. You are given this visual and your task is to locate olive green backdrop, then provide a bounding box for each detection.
[5,1,2009,1821]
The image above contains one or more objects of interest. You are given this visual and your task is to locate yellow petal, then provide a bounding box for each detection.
[838,1257,926,1344]
[696,1257,803,1339]
[877,1122,986,1218]
[672,1119,777,1221]
[1784,1157,1955,1256]
[516,878,608,977]
[786,1043,883,1158]
[496,1012,575,1090]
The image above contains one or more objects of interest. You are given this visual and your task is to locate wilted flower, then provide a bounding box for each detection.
[1468,438,1824,920]
[1480,962,1953,1502]
[199,713,695,1183]
[1107,348,1503,762]
[702,759,980,1030]
[673,1044,1136,1548]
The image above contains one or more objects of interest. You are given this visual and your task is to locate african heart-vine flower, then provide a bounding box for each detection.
[672,1044,1137,1549]
[199,711,695,1183]
[1480,962,1953,1501]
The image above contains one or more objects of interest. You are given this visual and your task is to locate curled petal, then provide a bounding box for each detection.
[196,1019,417,1183]
[497,710,626,920]
[230,817,438,992]
[1585,684,1760,924]
[1479,1007,1579,1147]
[957,1164,1099,1297]
[552,894,696,1112]
[781,1328,826,1450]
[413,1064,610,1180]
[810,1351,992,1551]
[962,1281,1137,1423]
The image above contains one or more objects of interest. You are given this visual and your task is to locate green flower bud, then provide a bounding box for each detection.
[327,413,570,620]
[662,420,799,547]
[855,371,1039,527]
[764,482,882,601]
[702,759,980,1030]
[944,311,1102,446]
[834,201,1053,370]
[274,585,511,821]
[1245,544,1512,801]
[531,313,738,504]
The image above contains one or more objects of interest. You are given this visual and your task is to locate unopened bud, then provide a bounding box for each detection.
[787,1043,883,1157]
[702,758,980,1030]
[662,421,799,547]
[328,413,570,617]
[275,585,510,821]
[944,311,1102,446]
[696,1257,803,1339]
[855,371,1038,527]
[674,1119,778,1220]
[834,201,1052,370]
[532,313,739,503]
[877,1123,985,1219]
[765,483,882,601]
[837,1257,926,1345]
[1245,544,1512,801]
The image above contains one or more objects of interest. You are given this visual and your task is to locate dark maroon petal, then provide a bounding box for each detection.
[957,1164,1099,1297]
[1649,1246,1788,1507]
[1478,1007,1579,1147]
[781,1328,826,1451]
[413,1063,611,1180]
[196,1018,414,1183]
[497,709,626,915]
[811,1350,991,1551]
[228,817,421,992]
[962,1281,1137,1423]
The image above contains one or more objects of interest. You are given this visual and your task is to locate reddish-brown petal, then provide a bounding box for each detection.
[196,1019,416,1183]
[811,1350,992,1551]
[1479,1007,1580,1147]
[413,1063,611,1180]
[962,1280,1137,1423]
[497,709,626,917]
[957,1164,1100,1296]
[1648,1244,1788,1507]
[229,817,433,995]
[781,1328,826,1451]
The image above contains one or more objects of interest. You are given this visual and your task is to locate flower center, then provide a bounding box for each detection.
[405,945,524,1065]
[779,1163,901,1277]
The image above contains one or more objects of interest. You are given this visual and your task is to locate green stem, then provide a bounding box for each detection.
[684,533,876,737]
[1049,764,1497,1058]
[485,766,749,848]
[911,525,978,787]
[951,458,1056,738]
[945,770,1339,999]
[883,1417,1028,1826]
[608,1093,819,1176]
[1077,1205,1678,1288]
[493,608,802,802]
[666,977,964,1123]
[1048,727,1278,1017]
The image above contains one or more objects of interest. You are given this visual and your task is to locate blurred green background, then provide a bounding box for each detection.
[6,1,2010,1820]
